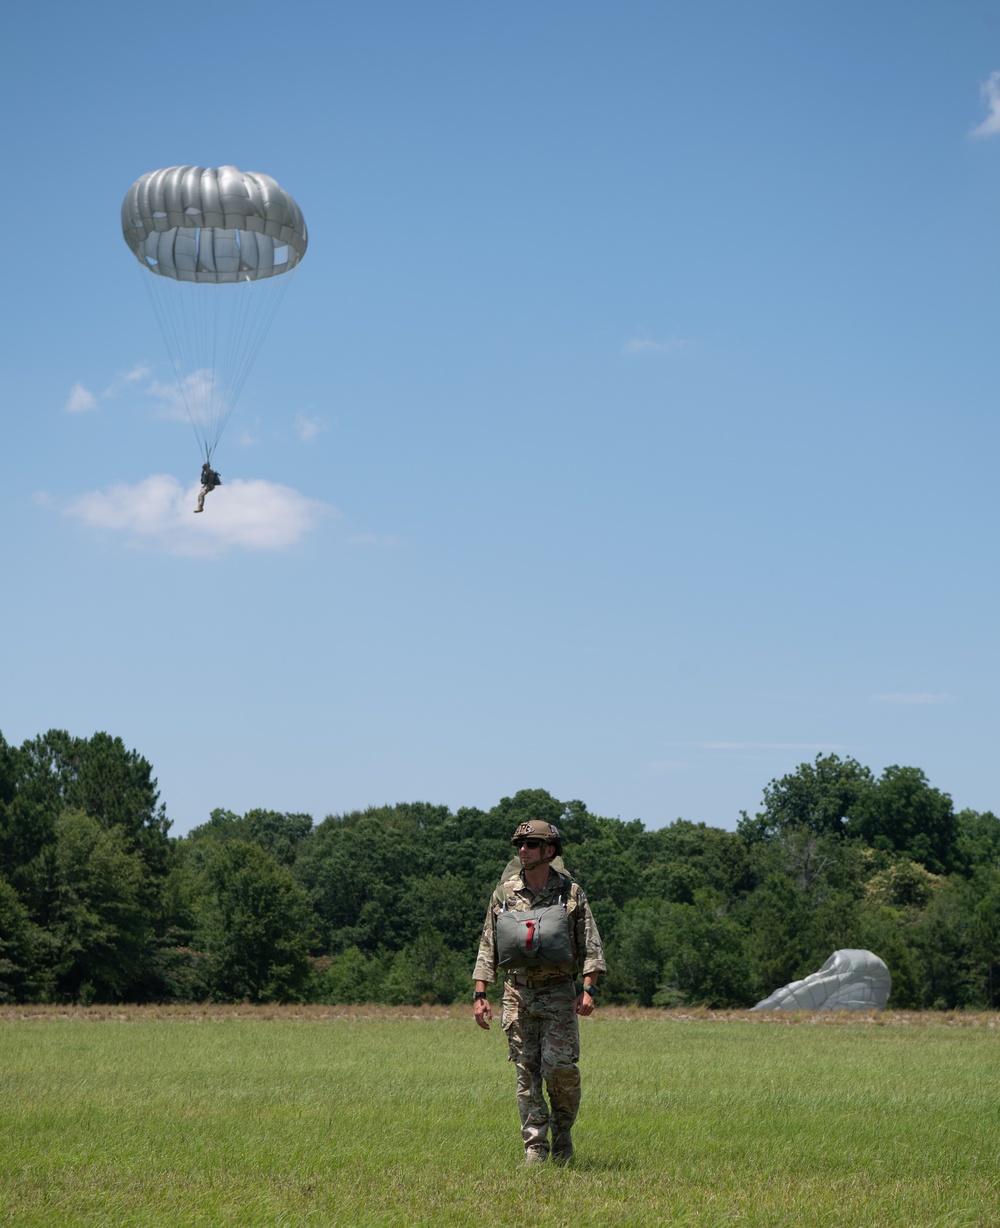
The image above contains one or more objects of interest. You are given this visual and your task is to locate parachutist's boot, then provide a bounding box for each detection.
[551,1130,573,1165]
[194,507,203,513]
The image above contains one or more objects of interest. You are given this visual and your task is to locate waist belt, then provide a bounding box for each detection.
[507,973,575,989]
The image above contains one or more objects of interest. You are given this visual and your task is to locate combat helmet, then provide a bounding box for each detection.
[510,819,563,857]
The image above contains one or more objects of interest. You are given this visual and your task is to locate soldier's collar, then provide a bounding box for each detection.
[516,866,561,894]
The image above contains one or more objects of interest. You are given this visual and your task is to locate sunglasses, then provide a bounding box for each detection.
[515,838,545,849]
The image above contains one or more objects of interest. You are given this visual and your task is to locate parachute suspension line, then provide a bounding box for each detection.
[138,268,213,461]
[233,264,294,392]
[136,260,294,464]
[207,281,223,454]
[208,267,296,454]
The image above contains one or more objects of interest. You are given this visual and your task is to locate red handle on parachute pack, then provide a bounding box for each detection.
[524,919,536,951]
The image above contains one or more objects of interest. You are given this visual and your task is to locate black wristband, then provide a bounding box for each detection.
[473,990,487,1001]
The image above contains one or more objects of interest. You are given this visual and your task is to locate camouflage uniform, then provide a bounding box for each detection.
[194,464,220,513]
[473,866,606,1158]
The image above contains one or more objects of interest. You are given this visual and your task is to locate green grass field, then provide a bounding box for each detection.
[2,1006,998,1226]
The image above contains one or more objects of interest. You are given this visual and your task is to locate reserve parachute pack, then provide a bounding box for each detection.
[496,898,574,970]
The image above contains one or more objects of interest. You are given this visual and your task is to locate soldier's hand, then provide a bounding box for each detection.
[575,992,595,1017]
[474,998,492,1030]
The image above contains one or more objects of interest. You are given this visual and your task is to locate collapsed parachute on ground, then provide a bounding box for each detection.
[751,949,891,1011]
[122,165,308,462]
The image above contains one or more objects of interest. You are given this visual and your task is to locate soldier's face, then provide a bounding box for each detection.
[517,838,554,870]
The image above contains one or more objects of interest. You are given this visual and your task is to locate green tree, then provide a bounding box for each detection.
[379,929,469,1005]
[489,789,585,839]
[0,732,19,836]
[1,730,171,916]
[739,833,867,1003]
[846,765,957,874]
[294,803,456,954]
[656,893,751,1007]
[738,754,874,844]
[605,898,670,1005]
[0,876,53,1003]
[60,731,171,870]
[39,810,151,1002]
[970,869,1000,1008]
[318,945,390,1004]
[909,876,979,1007]
[609,891,751,1008]
[188,808,313,867]
[20,730,169,858]
[642,820,754,903]
[742,871,815,1001]
[0,734,60,892]
[954,809,1000,874]
[852,902,922,1008]
[198,841,317,1002]
[559,815,645,948]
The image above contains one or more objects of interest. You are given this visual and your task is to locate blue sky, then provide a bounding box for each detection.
[3,3,1000,837]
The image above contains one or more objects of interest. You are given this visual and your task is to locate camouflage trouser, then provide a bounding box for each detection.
[501,975,581,1155]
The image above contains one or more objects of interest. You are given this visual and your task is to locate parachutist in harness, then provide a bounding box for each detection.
[194,462,221,513]
[122,166,308,465]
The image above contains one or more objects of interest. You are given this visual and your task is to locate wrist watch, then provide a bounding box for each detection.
[473,991,487,1001]
[583,984,596,997]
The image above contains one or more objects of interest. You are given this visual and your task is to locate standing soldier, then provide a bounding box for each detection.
[473,819,606,1166]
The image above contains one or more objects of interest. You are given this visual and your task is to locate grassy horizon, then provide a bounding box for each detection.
[2,1007,999,1226]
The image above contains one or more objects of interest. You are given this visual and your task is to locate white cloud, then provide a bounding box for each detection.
[295,413,327,443]
[60,475,337,557]
[103,364,152,397]
[146,370,221,425]
[622,334,691,355]
[66,363,238,449]
[970,72,1000,139]
[871,693,957,705]
[691,741,846,751]
[65,383,98,413]
[66,365,156,414]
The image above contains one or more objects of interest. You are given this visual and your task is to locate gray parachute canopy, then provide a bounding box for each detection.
[121,166,308,283]
[751,949,891,1011]
[121,166,308,462]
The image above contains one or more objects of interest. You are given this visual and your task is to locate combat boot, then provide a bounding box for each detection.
[523,1147,548,1167]
[550,1130,573,1164]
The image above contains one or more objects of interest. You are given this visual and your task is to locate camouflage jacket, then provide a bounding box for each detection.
[472,867,607,985]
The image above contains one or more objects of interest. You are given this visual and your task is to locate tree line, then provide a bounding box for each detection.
[2,729,999,1009]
